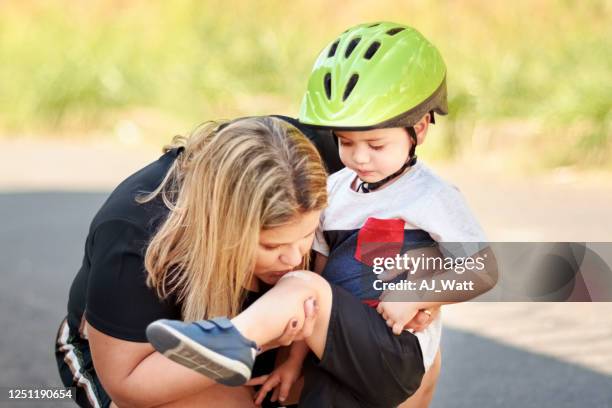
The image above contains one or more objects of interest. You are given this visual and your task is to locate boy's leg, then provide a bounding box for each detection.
[299,360,362,408]
[300,284,426,408]
[146,271,333,386]
[398,349,442,408]
[149,273,425,406]
[233,278,430,407]
[232,270,333,357]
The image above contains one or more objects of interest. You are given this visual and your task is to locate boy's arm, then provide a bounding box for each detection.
[313,251,328,275]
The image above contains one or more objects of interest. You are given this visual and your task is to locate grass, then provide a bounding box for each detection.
[0,0,610,168]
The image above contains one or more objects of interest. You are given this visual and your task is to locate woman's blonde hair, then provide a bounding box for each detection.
[141,116,328,321]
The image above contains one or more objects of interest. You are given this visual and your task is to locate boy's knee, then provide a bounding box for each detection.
[282,270,319,281]
[280,270,329,293]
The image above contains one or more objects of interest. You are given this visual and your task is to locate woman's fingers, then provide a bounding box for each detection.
[271,385,280,402]
[277,318,300,346]
[413,310,431,332]
[254,375,281,405]
[304,297,315,316]
[277,376,293,403]
[262,297,319,350]
[411,311,430,329]
[426,306,441,319]
[386,319,394,328]
[392,322,404,336]
[300,297,317,339]
[417,310,430,324]
[404,307,438,332]
[245,375,269,386]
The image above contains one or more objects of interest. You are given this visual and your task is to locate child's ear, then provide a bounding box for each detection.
[414,113,431,146]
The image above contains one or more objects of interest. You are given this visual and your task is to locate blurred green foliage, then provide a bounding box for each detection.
[0,0,610,167]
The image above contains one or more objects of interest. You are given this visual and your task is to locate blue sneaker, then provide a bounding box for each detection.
[146,317,257,386]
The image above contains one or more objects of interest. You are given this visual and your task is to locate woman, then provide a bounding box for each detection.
[56,115,437,407]
[55,116,333,407]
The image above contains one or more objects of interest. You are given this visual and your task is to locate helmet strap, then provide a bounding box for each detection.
[357,127,418,193]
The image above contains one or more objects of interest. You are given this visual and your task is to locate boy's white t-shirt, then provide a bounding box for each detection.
[313,161,487,370]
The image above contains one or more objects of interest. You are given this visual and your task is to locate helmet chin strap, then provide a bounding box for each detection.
[357,127,418,193]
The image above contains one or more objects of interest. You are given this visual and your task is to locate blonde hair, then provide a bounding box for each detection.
[141,117,328,321]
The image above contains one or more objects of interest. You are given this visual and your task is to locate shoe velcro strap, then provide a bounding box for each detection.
[210,317,233,330]
[194,320,216,330]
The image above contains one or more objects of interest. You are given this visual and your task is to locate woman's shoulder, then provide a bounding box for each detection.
[273,115,344,174]
[90,150,178,234]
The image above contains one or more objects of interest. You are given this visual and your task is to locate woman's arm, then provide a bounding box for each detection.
[87,322,217,408]
[89,305,314,408]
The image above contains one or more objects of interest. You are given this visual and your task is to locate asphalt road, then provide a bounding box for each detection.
[1,192,611,407]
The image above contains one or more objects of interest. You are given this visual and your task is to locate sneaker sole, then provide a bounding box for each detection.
[146,321,252,386]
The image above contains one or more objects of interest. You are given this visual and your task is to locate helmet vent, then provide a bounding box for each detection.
[342,74,359,101]
[386,27,405,36]
[324,73,332,100]
[344,37,361,58]
[327,40,340,58]
[363,41,381,60]
[368,23,380,28]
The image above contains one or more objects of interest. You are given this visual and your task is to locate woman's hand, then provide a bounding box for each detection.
[256,297,317,352]
[248,355,303,405]
[403,305,440,332]
[377,301,421,335]
[377,302,440,335]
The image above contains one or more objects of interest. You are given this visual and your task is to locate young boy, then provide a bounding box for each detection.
[297,22,489,407]
[147,23,493,407]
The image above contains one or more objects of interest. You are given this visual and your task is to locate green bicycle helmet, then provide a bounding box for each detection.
[299,22,448,192]
[299,22,448,130]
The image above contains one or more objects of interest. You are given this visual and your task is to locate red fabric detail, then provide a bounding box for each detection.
[355,217,406,266]
[362,299,380,308]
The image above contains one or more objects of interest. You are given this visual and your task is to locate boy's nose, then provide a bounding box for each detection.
[352,146,370,165]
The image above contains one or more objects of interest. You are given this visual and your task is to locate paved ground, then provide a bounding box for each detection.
[1,140,611,407]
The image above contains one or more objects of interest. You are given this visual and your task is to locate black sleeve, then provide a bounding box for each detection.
[85,219,181,342]
[274,115,345,175]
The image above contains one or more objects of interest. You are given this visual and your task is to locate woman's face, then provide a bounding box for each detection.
[253,210,322,286]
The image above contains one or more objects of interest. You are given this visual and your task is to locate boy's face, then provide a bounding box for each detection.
[336,127,411,182]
